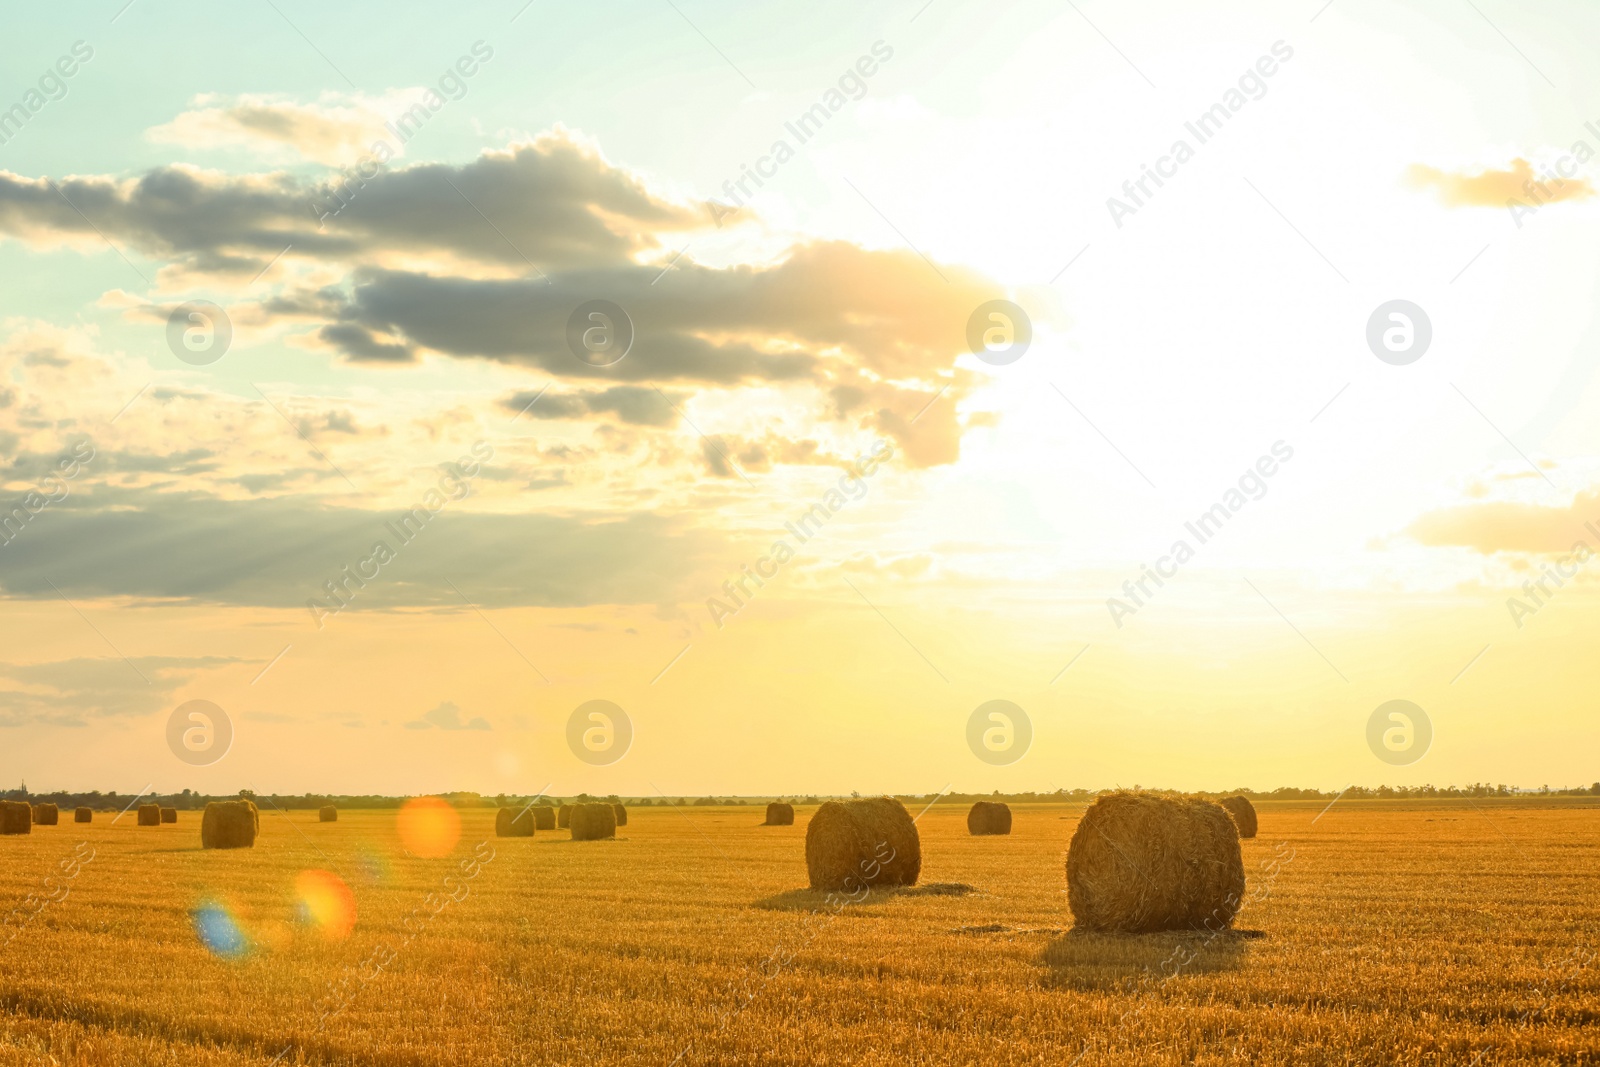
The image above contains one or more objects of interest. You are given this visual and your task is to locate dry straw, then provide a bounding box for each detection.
[764,802,795,826]
[160,807,177,824]
[533,806,555,831]
[201,799,258,850]
[966,801,1012,836]
[557,804,571,829]
[32,803,59,826]
[570,803,616,841]
[74,807,92,824]
[1219,795,1258,839]
[495,807,535,837]
[137,804,161,827]
[613,804,628,827]
[320,805,338,823]
[805,796,921,891]
[0,800,31,835]
[1066,791,1245,933]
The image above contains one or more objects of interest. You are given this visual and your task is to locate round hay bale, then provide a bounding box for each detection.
[74,807,93,824]
[570,803,616,841]
[319,805,338,823]
[967,801,1012,836]
[160,807,177,824]
[32,803,59,826]
[557,804,571,829]
[0,800,32,835]
[805,797,921,891]
[533,805,555,831]
[764,802,795,826]
[1218,795,1257,839]
[613,803,628,827]
[495,806,535,837]
[201,800,258,850]
[137,803,161,826]
[1066,791,1244,933]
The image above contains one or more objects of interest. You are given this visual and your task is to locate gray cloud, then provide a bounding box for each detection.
[504,385,679,427]
[405,701,489,731]
[0,655,240,727]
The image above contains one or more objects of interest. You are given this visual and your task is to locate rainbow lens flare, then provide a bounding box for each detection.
[295,869,356,940]
[396,796,460,858]
[191,900,250,959]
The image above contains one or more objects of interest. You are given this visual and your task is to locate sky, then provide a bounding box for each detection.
[1,0,1598,798]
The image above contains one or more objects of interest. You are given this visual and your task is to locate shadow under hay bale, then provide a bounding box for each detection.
[1219,795,1257,839]
[74,807,92,824]
[805,796,921,891]
[753,880,974,912]
[1040,926,1257,991]
[557,805,571,829]
[320,805,337,823]
[496,807,535,837]
[0,800,31,835]
[137,804,161,827]
[160,807,177,824]
[570,803,616,841]
[32,803,58,826]
[533,806,555,830]
[967,801,1011,836]
[1066,791,1244,934]
[201,799,258,850]
[764,802,795,826]
[613,804,628,827]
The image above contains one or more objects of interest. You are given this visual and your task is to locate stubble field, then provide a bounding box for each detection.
[1,799,1596,1066]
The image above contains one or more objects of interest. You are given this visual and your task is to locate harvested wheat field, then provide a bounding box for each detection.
[0,799,1596,1065]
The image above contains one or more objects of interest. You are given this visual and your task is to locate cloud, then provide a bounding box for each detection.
[0,655,240,726]
[503,385,680,427]
[405,701,489,731]
[1407,158,1595,208]
[147,93,404,166]
[1408,491,1600,554]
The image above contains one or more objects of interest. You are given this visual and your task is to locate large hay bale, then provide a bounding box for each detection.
[495,807,535,837]
[557,804,571,829]
[570,803,616,841]
[201,800,258,850]
[764,802,795,826]
[160,807,178,824]
[967,801,1012,836]
[320,805,337,823]
[32,803,59,826]
[137,804,161,826]
[533,805,555,830]
[0,800,31,835]
[613,804,628,827]
[1066,791,1245,933]
[74,807,93,824]
[805,797,921,891]
[1219,795,1258,839]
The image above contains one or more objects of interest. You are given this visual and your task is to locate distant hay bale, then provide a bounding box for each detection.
[0,800,31,835]
[137,804,161,826]
[1219,795,1258,839]
[613,804,628,827]
[74,807,92,824]
[32,803,59,826]
[533,806,555,830]
[320,805,337,823]
[764,802,795,826]
[570,803,616,841]
[1066,791,1244,934]
[201,799,258,850]
[495,806,535,837]
[967,801,1012,836]
[557,804,571,829]
[160,807,177,824]
[805,797,921,892]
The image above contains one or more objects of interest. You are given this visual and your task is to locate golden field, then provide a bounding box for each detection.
[0,799,1597,1066]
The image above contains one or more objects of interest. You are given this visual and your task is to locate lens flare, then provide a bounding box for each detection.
[353,846,390,885]
[191,900,250,959]
[397,797,460,858]
[295,869,356,939]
